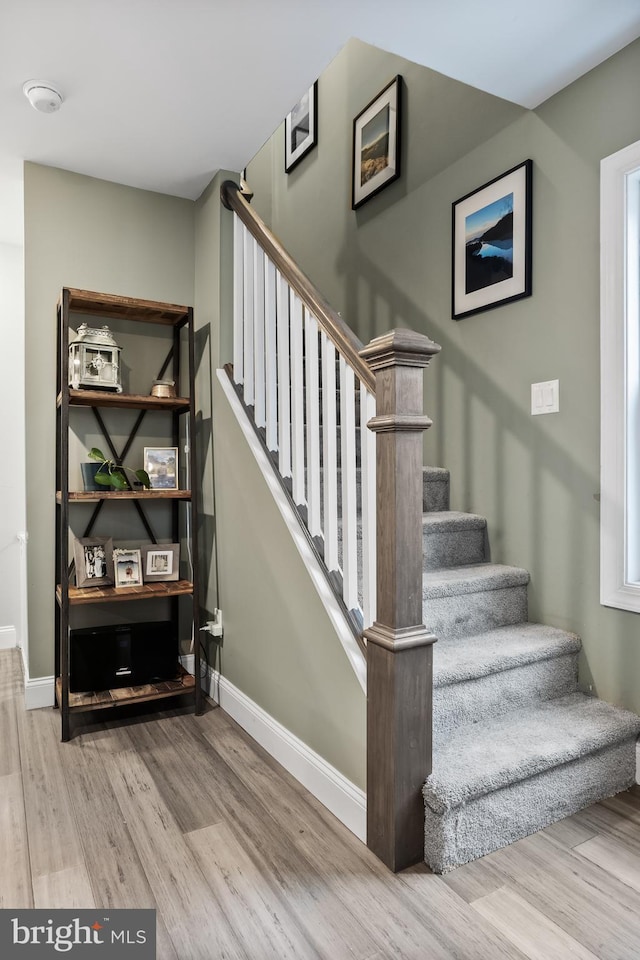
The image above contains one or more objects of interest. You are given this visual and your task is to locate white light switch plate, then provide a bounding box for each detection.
[531,379,559,415]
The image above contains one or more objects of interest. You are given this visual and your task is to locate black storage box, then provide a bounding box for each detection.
[70,620,179,693]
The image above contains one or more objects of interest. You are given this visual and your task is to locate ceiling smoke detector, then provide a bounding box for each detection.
[23,80,63,114]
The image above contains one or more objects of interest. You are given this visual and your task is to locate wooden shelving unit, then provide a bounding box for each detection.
[55,287,202,740]
[56,579,194,606]
[55,666,195,713]
[56,490,192,503]
[58,389,190,412]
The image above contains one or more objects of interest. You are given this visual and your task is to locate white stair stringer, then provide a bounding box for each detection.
[217,369,366,693]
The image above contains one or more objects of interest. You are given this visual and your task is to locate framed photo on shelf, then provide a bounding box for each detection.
[284,81,318,173]
[352,75,402,210]
[452,159,532,320]
[144,446,178,490]
[73,536,114,588]
[113,548,143,588]
[142,543,180,582]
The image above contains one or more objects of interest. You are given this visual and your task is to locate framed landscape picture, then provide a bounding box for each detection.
[352,75,402,210]
[284,81,318,173]
[144,446,178,490]
[452,159,532,320]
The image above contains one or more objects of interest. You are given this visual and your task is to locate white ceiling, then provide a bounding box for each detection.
[2,0,640,246]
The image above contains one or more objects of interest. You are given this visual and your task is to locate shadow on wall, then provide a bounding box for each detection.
[193,322,222,675]
[334,235,596,660]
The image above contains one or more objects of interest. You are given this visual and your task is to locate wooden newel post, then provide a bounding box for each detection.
[360,328,441,872]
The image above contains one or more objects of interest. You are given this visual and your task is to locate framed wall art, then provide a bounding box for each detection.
[452,159,532,320]
[113,548,143,588]
[285,81,318,173]
[141,543,180,582]
[144,446,178,490]
[352,75,402,210]
[73,536,114,588]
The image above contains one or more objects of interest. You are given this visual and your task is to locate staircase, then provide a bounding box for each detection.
[221,178,640,876]
[421,466,640,873]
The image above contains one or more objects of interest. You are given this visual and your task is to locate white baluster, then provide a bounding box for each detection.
[305,310,321,537]
[233,215,244,385]
[253,244,266,427]
[290,293,305,507]
[243,231,255,406]
[276,271,292,479]
[321,332,339,572]
[264,258,278,452]
[340,357,358,612]
[360,386,377,628]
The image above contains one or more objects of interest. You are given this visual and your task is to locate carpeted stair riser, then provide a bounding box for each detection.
[423,467,450,513]
[433,653,578,736]
[425,583,528,641]
[422,513,488,570]
[424,738,637,873]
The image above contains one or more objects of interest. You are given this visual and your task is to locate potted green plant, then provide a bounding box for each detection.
[82,447,151,491]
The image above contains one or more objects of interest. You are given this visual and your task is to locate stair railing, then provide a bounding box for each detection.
[221,179,440,871]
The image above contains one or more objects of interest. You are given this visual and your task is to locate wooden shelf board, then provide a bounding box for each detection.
[57,579,193,606]
[57,489,191,503]
[56,665,196,713]
[61,288,190,326]
[57,389,190,411]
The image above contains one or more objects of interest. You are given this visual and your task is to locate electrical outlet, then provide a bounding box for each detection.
[200,609,223,638]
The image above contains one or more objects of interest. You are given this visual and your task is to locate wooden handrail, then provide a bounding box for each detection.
[221,180,375,393]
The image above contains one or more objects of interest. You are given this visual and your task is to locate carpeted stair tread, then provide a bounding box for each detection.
[424,562,530,597]
[424,467,449,479]
[423,693,640,814]
[422,511,486,533]
[433,623,581,687]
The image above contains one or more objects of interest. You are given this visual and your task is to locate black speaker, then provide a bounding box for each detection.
[70,621,179,692]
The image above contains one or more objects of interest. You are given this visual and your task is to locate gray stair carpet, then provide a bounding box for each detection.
[421,466,640,873]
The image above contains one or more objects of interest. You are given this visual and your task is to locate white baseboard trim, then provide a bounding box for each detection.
[217,369,366,694]
[183,654,367,842]
[24,674,55,710]
[0,626,17,649]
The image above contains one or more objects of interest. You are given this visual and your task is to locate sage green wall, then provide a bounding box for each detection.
[247,38,525,329]
[24,163,194,680]
[194,172,366,789]
[246,38,640,714]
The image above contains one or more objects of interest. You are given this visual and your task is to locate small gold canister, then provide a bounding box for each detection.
[150,379,177,399]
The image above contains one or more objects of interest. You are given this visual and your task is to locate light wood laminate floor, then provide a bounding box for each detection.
[3,648,640,959]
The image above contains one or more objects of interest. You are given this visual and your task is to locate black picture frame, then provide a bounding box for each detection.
[284,82,318,173]
[452,159,532,320]
[352,75,402,210]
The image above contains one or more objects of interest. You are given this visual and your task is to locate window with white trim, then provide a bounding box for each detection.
[601,138,640,611]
